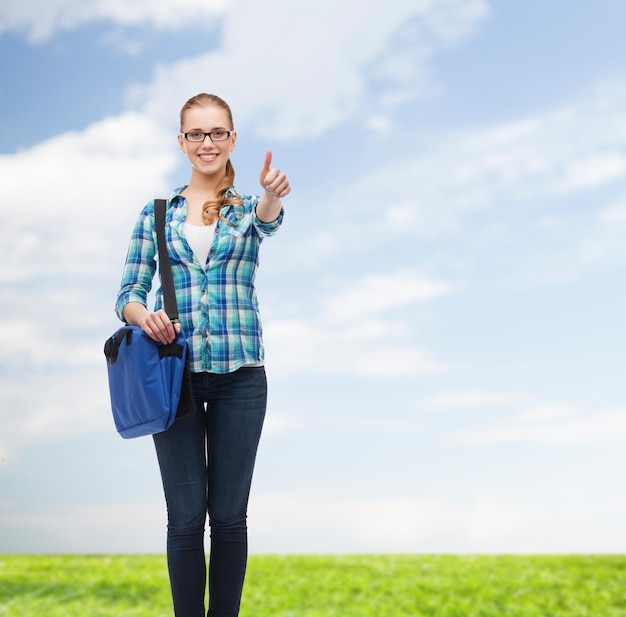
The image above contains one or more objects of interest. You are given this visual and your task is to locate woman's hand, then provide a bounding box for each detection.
[123,302,180,344]
[257,150,290,222]
[140,309,181,344]
[259,150,291,199]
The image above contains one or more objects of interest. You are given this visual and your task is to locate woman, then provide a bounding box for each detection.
[115,93,290,617]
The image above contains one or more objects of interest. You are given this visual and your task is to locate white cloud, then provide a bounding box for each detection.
[449,408,626,445]
[404,117,624,227]
[518,404,574,423]
[264,318,444,377]
[262,318,411,377]
[552,151,626,193]
[0,370,112,462]
[249,493,504,552]
[0,112,177,351]
[322,272,452,322]
[322,84,626,249]
[264,269,451,377]
[0,0,228,42]
[0,111,176,281]
[133,0,488,140]
[0,501,166,552]
[598,203,626,224]
[354,347,444,376]
[366,114,393,136]
[0,320,103,368]
[257,80,626,295]
[249,492,626,553]
[3,489,624,553]
[0,112,182,459]
[262,413,296,436]
[580,198,626,266]
[417,390,529,410]
[265,79,626,293]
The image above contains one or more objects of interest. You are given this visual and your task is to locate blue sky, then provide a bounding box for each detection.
[2,0,626,554]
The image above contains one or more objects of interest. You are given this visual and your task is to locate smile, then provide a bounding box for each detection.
[199,154,217,162]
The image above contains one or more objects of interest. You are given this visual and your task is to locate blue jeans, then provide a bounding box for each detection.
[153,367,267,617]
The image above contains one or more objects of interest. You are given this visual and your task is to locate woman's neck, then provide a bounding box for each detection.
[185,168,223,198]
[182,170,226,225]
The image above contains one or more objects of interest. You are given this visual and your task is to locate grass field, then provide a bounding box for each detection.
[1,554,625,616]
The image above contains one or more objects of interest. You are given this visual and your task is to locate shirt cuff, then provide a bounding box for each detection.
[254,206,284,237]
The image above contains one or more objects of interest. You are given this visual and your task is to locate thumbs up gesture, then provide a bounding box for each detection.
[259,151,291,199]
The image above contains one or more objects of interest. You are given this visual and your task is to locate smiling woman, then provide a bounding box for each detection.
[114,92,291,617]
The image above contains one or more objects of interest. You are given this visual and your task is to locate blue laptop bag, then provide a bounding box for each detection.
[104,327,190,438]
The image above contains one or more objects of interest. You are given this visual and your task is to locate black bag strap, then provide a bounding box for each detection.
[154,199,179,323]
[155,199,194,420]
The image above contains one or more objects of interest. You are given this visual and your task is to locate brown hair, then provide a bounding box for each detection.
[180,93,244,225]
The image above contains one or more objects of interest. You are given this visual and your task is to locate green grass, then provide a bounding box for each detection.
[1,554,625,616]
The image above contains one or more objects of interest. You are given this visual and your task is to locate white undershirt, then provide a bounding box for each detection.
[182,220,264,367]
[183,221,216,267]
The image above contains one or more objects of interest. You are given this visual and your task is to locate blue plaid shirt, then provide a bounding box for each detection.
[116,187,283,374]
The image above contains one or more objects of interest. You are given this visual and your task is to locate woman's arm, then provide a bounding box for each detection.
[117,206,180,344]
[256,150,291,222]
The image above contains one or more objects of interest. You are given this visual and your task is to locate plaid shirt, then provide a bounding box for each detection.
[116,187,283,374]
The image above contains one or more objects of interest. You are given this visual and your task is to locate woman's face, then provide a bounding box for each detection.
[178,104,237,179]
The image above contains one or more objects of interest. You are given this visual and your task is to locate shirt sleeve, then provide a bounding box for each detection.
[115,204,157,322]
[251,195,284,238]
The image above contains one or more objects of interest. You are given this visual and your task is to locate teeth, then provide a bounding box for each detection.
[200,154,217,161]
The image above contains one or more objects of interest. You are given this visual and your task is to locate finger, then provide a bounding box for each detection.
[266,174,290,196]
[143,321,165,343]
[260,151,273,187]
[145,311,176,344]
[263,167,280,186]
[272,184,290,198]
[155,310,177,343]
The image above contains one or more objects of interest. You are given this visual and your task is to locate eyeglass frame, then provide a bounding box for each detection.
[180,130,234,143]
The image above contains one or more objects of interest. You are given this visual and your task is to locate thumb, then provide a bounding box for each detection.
[261,150,272,179]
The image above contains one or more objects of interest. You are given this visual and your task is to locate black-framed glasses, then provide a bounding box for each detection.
[181,130,233,142]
